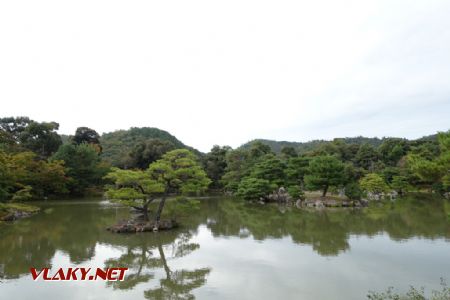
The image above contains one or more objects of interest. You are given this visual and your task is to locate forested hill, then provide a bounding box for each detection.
[100,127,199,167]
[240,134,438,154]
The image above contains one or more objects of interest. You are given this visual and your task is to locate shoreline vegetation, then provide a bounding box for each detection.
[0,202,40,222]
[368,278,450,300]
[0,116,449,227]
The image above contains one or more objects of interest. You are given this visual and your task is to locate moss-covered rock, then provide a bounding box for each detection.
[0,203,40,222]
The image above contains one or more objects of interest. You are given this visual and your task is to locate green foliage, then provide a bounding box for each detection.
[438,132,450,190]
[221,143,272,192]
[11,186,33,202]
[148,149,211,195]
[52,143,108,194]
[202,145,230,189]
[381,167,402,184]
[360,173,389,195]
[72,127,102,152]
[1,115,448,204]
[128,139,176,170]
[100,127,195,167]
[287,185,305,200]
[409,141,440,161]
[0,117,61,157]
[19,121,62,158]
[249,155,286,187]
[236,177,273,201]
[248,141,273,158]
[367,279,450,300]
[355,143,379,170]
[221,149,250,192]
[104,168,164,209]
[280,146,297,158]
[304,155,345,196]
[0,150,13,201]
[314,139,359,162]
[12,152,69,197]
[342,162,363,184]
[0,116,32,143]
[105,149,210,222]
[285,156,310,186]
[391,176,410,195]
[239,137,384,155]
[0,150,68,200]
[378,138,409,166]
[407,155,444,190]
[405,131,449,193]
[345,182,362,200]
[1,202,40,213]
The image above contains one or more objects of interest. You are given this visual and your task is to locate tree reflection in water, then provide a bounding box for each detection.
[0,194,449,293]
[104,232,210,300]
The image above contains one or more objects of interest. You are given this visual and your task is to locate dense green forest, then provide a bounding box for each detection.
[1,116,449,215]
[99,127,201,168]
[239,135,438,154]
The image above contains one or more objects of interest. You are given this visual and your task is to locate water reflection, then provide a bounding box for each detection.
[0,195,449,299]
[203,194,450,256]
[104,232,210,299]
[0,201,118,279]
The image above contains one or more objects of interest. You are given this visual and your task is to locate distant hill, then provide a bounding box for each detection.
[239,134,440,154]
[240,139,330,154]
[416,133,439,142]
[100,127,199,167]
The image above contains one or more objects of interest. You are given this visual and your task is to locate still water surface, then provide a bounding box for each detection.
[1,196,449,299]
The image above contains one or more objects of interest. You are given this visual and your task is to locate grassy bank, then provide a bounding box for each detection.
[0,202,40,221]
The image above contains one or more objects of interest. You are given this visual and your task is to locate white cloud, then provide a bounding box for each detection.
[0,0,449,151]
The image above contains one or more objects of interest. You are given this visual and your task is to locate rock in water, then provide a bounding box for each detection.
[107,219,178,233]
[266,187,293,203]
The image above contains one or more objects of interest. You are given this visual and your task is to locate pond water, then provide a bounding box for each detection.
[0,195,449,300]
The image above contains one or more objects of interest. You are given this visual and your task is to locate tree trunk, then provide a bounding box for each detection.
[142,205,149,221]
[158,244,171,280]
[153,195,167,231]
[322,185,328,197]
[135,198,154,222]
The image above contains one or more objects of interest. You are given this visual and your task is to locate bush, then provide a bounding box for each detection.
[287,185,305,200]
[360,173,389,195]
[236,177,273,201]
[11,186,33,202]
[345,182,362,200]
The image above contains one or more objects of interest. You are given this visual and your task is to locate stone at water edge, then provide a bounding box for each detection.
[107,219,178,233]
[0,210,33,222]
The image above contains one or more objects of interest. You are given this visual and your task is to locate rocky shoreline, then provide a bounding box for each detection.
[259,187,369,208]
[297,198,368,208]
[107,219,178,233]
[0,204,40,222]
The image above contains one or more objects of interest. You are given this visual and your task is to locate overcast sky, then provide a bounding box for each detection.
[1,1,449,152]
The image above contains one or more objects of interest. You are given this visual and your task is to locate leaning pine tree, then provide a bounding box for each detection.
[105,149,211,230]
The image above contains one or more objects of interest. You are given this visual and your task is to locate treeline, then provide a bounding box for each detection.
[0,117,108,201]
[0,117,203,202]
[203,133,450,200]
[1,116,449,203]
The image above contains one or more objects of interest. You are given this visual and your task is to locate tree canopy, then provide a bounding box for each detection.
[127,139,176,170]
[304,155,345,197]
[105,149,210,227]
